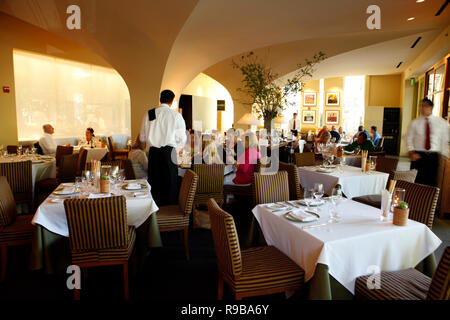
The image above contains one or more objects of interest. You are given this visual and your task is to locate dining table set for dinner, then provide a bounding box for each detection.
[32,177,158,237]
[298,162,389,199]
[252,193,441,297]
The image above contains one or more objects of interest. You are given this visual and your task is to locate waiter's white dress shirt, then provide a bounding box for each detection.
[406,115,449,157]
[288,118,301,131]
[139,104,187,148]
[39,133,57,155]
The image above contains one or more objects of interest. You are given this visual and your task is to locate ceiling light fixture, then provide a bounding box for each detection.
[416,0,425,3]
[407,17,415,21]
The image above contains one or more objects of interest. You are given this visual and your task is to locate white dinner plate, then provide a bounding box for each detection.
[54,188,80,195]
[122,183,147,190]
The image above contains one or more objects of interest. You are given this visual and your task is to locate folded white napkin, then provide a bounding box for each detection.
[288,209,317,222]
[297,199,324,206]
[133,192,148,198]
[126,183,141,190]
[88,193,111,198]
[381,190,391,217]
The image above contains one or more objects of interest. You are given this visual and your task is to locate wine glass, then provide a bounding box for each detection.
[313,183,324,203]
[328,154,335,167]
[303,189,314,212]
[328,187,342,223]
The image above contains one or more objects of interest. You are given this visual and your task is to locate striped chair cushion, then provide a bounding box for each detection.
[279,162,302,200]
[71,226,135,264]
[355,268,431,300]
[193,164,225,203]
[157,205,190,230]
[295,152,315,167]
[253,171,290,205]
[0,176,18,226]
[225,246,304,295]
[427,246,450,300]
[208,198,242,278]
[64,196,128,251]
[178,169,198,215]
[395,180,439,228]
[0,161,32,193]
[0,215,34,244]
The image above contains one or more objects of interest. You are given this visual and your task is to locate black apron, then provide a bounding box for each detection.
[147,109,179,206]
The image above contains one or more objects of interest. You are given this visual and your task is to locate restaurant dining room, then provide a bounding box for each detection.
[0,0,449,314]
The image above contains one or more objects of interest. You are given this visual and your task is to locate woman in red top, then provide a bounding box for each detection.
[225,131,261,185]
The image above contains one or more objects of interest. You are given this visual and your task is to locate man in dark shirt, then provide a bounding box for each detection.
[330,125,341,143]
[344,132,375,152]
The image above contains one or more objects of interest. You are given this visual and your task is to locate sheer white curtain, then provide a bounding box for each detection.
[343,76,365,134]
[13,50,131,141]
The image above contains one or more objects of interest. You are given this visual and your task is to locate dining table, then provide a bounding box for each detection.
[30,179,162,274]
[252,198,441,299]
[0,154,56,192]
[73,145,109,162]
[298,165,389,199]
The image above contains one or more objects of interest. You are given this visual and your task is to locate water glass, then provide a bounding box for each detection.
[303,189,314,211]
[369,156,376,173]
[313,183,324,201]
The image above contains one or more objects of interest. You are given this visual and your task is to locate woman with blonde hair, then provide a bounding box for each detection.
[128,134,148,179]
[225,131,261,185]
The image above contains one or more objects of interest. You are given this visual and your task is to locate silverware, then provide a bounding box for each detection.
[302,223,328,229]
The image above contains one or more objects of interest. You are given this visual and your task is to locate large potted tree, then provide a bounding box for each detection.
[232,51,325,134]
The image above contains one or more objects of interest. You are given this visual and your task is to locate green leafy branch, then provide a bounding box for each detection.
[232,51,326,120]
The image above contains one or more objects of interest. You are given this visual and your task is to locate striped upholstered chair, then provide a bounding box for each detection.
[0,160,33,213]
[395,180,439,228]
[295,152,315,167]
[252,171,290,205]
[0,177,34,282]
[192,164,225,207]
[208,198,304,300]
[64,196,136,300]
[355,246,450,300]
[278,162,302,200]
[157,169,198,260]
[352,169,420,209]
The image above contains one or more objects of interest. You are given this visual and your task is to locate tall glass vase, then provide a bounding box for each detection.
[264,117,274,135]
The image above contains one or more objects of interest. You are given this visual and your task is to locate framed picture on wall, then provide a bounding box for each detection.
[325,110,339,124]
[326,92,339,106]
[303,92,316,106]
[302,110,315,124]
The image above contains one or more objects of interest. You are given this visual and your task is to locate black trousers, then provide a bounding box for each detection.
[410,151,440,187]
[148,146,178,206]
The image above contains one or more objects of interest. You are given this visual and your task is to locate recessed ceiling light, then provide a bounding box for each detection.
[416,0,425,3]
[407,17,415,21]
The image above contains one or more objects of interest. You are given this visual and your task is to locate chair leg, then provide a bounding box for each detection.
[217,275,224,300]
[132,248,137,276]
[123,262,129,300]
[0,246,6,282]
[74,288,80,300]
[183,227,190,261]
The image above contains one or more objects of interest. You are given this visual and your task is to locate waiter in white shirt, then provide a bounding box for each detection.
[38,124,57,155]
[140,90,187,206]
[406,98,449,187]
[288,113,301,137]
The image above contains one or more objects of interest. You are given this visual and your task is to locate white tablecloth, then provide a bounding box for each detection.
[252,199,441,294]
[0,156,56,192]
[298,165,389,199]
[32,180,158,237]
[73,146,108,162]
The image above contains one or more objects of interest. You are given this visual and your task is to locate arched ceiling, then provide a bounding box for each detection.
[162,0,450,96]
[0,0,448,133]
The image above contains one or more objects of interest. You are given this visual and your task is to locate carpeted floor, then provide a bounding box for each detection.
[0,198,448,300]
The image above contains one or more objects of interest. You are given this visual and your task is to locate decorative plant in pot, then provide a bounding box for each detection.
[232,51,326,134]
